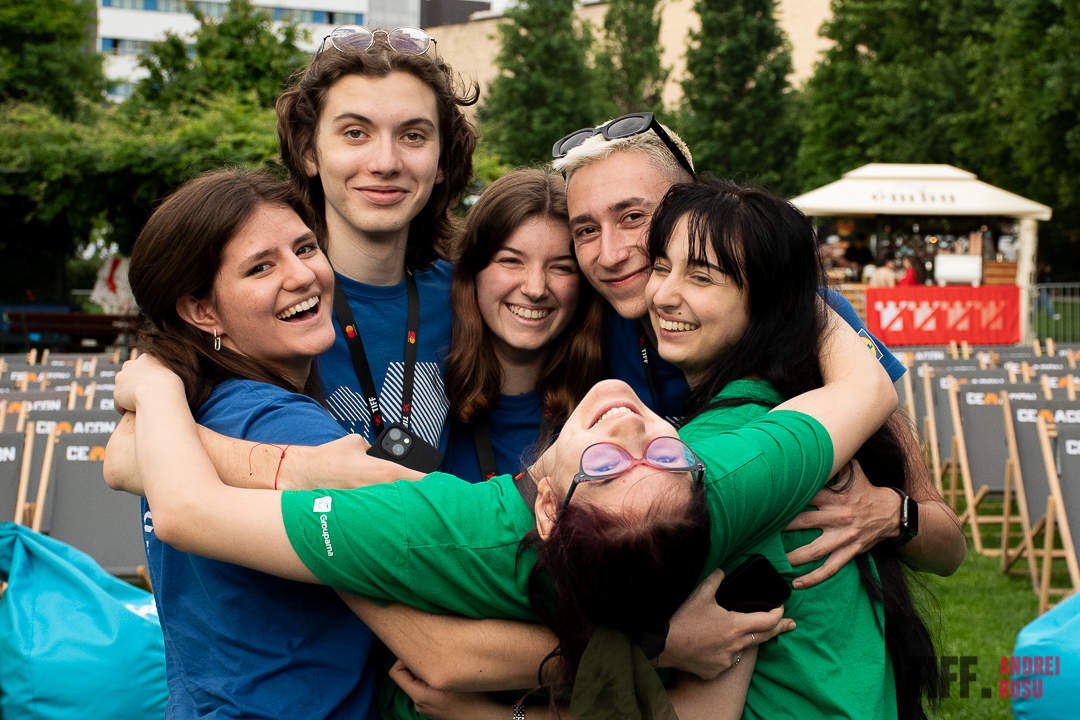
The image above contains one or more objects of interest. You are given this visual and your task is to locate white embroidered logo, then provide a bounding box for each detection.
[313,496,332,513]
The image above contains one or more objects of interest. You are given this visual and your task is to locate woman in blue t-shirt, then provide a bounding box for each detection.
[127,169,399,720]
[441,169,605,481]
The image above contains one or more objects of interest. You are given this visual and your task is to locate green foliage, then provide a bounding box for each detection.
[594,0,668,116]
[471,140,514,190]
[0,98,278,302]
[677,0,800,194]
[967,0,1080,270]
[481,0,600,167]
[0,0,104,118]
[798,0,1080,277]
[796,0,998,191]
[128,0,309,113]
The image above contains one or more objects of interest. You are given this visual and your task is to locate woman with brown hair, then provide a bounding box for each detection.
[127,168,406,720]
[441,168,604,480]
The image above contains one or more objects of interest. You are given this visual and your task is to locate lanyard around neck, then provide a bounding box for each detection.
[332,272,420,432]
[471,410,556,481]
[635,320,658,409]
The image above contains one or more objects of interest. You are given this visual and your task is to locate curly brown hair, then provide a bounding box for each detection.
[277,40,479,271]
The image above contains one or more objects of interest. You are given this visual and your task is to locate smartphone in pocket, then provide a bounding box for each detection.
[714,554,791,613]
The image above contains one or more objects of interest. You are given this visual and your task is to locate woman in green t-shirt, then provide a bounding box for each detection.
[644,178,946,720]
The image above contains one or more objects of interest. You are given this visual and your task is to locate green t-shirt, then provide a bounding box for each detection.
[282,471,538,620]
[692,380,896,720]
[282,408,833,618]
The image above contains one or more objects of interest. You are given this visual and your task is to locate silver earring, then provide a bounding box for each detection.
[213,329,221,352]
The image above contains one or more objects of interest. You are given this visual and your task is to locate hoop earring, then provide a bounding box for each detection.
[213,329,221,352]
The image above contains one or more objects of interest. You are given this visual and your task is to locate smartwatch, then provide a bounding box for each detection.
[885,487,919,547]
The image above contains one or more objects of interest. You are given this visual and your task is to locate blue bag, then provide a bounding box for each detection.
[0,522,168,719]
[1012,591,1080,719]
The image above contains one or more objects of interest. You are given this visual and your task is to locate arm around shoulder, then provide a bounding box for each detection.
[774,306,898,475]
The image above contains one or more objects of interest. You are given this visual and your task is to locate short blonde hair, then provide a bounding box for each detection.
[552,122,695,185]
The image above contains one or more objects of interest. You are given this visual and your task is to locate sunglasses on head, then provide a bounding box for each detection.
[562,436,705,509]
[551,113,696,179]
[316,26,436,59]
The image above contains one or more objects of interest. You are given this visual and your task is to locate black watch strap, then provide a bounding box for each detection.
[885,486,919,547]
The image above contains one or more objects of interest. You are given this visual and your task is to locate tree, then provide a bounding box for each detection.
[128,0,308,113]
[0,98,279,302]
[0,0,104,118]
[481,0,600,167]
[796,0,998,191]
[678,0,800,194]
[970,0,1080,276]
[796,0,1080,275]
[594,0,669,117]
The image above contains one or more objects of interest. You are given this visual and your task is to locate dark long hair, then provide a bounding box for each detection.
[521,481,710,697]
[129,169,323,411]
[276,39,479,271]
[647,178,939,719]
[444,169,604,426]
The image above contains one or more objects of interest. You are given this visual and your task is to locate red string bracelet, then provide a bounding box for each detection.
[274,445,291,491]
[247,443,292,490]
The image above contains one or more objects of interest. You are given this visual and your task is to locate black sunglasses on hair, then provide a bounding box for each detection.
[551,113,695,179]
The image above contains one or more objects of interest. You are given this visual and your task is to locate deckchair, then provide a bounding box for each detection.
[1000,396,1078,593]
[39,434,146,576]
[1035,417,1080,613]
[949,377,1015,554]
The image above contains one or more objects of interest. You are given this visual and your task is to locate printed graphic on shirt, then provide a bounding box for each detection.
[858,328,884,361]
[324,360,449,446]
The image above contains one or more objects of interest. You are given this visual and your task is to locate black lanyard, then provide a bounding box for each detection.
[635,320,658,409]
[470,410,556,481]
[332,272,420,433]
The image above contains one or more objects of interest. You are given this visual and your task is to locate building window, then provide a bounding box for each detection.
[101,38,151,55]
[107,82,134,99]
[102,1,359,24]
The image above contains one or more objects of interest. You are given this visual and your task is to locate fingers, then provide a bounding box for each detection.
[701,567,725,594]
[750,606,796,645]
[791,545,858,589]
[727,605,788,637]
[388,660,425,691]
[785,530,846,566]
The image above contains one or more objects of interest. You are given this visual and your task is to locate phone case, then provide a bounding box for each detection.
[366,423,444,473]
[714,553,791,613]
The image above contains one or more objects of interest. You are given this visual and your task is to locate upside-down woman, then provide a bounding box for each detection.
[110,279,895,720]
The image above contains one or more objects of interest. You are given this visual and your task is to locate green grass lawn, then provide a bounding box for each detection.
[922,495,1074,719]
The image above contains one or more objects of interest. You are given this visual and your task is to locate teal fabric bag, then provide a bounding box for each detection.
[0,522,168,719]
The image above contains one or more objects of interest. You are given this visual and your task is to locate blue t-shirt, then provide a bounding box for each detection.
[821,288,905,383]
[319,262,454,451]
[603,303,690,424]
[603,289,905,424]
[440,392,545,483]
[142,379,380,720]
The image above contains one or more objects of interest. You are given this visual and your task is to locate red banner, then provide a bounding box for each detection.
[866,285,1020,346]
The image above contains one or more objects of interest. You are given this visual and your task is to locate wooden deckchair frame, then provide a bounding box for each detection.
[900,353,916,429]
[999,393,1047,591]
[948,376,1004,555]
[1035,418,1080,613]
[13,425,34,526]
[921,364,947,497]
